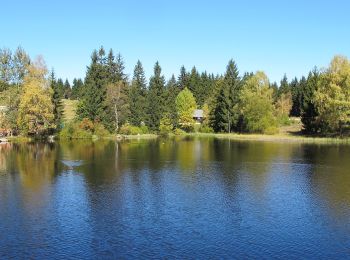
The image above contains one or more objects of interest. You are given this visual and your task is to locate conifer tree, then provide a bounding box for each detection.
[290,77,301,117]
[178,66,189,90]
[71,78,84,100]
[146,61,165,131]
[164,74,180,127]
[129,60,147,126]
[225,59,241,130]
[301,69,320,133]
[278,74,290,96]
[50,70,63,129]
[77,48,108,123]
[63,79,71,99]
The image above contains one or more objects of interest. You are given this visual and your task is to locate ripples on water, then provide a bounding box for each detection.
[1,138,350,259]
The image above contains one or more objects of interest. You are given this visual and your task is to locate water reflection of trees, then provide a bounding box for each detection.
[302,144,350,218]
[2,139,350,220]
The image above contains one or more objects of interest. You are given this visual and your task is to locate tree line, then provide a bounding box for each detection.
[1,46,350,137]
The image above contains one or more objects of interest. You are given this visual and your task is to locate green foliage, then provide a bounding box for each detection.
[159,114,173,136]
[210,60,241,132]
[105,81,130,132]
[240,71,277,133]
[275,92,292,126]
[0,46,30,85]
[119,123,148,135]
[175,87,197,132]
[146,62,166,131]
[77,47,108,124]
[4,45,350,138]
[94,122,110,137]
[79,118,94,131]
[164,74,180,127]
[301,69,320,134]
[50,70,63,130]
[174,128,186,135]
[313,56,350,134]
[17,57,55,135]
[129,60,147,126]
[59,119,110,139]
[199,125,214,133]
[59,122,92,139]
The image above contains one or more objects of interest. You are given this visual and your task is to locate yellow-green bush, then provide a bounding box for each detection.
[119,123,146,135]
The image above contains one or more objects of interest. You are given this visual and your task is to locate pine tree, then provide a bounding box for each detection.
[63,79,71,99]
[210,79,230,132]
[178,66,189,90]
[210,60,241,132]
[107,49,127,83]
[77,48,108,123]
[301,69,320,134]
[71,78,84,100]
[290,77,301,117]
[146,61,165,131]
[225,59,241,131]
[278,74,290,96]
[164,74,180,127]
[56,78,65,98]
[50,70,63,130]
[128,60,147,126]
[188,66,200,102]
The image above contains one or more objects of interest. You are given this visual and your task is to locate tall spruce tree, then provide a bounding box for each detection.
[210,60,241,132]
[188,66,200,102]
[50,69,63,130]
[63,79,71,99]
[225,59,241,131]
[146,61,166,131]
[278,74,290,96]
[77,47,108,123]
[164,74,180,127]
[71,78,84,100]
[129,60,147,126]
[290,77,301,117]
[178,66,189,90]
[107,49,127,83]
[210,79,230,132]
[301,69,320,133]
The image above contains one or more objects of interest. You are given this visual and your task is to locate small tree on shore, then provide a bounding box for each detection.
[17,57,55,135]
[175,87,197,131]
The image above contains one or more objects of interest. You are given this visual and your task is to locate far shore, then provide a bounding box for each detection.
[3,132,350,145]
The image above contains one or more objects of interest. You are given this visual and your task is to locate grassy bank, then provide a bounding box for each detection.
[182,132,350,144]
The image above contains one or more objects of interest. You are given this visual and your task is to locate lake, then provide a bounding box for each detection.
[1,138,350,259]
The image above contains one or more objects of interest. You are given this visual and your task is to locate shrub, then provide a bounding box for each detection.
[277,114,292,126]
[79,118,94,131]
[264,126,279,135]
[119,123,144,135]
[199,125,214,133]
[94,123,110,137]
[140,125,149,134]
[159,115,173,136]
[174,128,186,135]
[59,122,92,139]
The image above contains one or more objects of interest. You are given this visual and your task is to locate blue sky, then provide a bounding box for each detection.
[1,0,349,83]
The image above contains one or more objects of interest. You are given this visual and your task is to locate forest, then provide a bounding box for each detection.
[0,46,350,138]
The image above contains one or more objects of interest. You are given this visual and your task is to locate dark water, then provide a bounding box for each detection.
[1,138,350,259]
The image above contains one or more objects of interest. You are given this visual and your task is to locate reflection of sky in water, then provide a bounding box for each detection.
[0,139,350,258]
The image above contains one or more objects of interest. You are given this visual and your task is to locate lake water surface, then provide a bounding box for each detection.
[1,138,350,259]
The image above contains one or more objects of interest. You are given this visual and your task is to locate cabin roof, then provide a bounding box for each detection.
[193,109,204,118]
[0,106,8,112]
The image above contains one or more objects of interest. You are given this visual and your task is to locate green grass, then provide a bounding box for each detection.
[182,132,350,144]
[61,99,78,123]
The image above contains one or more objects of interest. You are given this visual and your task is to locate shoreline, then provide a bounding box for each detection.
[4,132,350,144]
[184,133,350,144]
